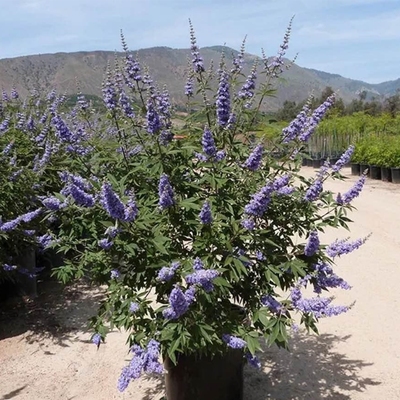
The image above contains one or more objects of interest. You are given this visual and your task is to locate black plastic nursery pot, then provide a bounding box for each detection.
[391,168,400,184]
[301,157,308,166]
[360,164,369,176]
[164,349,244,400]
[351,163,360,176]
[381,167,392,182]
[312,159,322,168]
[306,158,313,167]
[369,165,381,180]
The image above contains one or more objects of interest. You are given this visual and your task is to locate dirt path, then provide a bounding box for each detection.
[1,167,400,400]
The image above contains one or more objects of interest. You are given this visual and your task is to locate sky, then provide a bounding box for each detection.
[0,0,399,84]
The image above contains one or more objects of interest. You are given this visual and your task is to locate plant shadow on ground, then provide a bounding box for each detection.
[0,273,104,346]
[245,332,381,400]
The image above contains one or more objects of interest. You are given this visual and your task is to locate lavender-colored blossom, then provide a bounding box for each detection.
[273,174,290,191]
[92,333,101,347]
[244,144,263,171]
[129,302,139,313]
[101,182,126,220]
[0,117,10,133]
[276,186,295,196]
[244,183,274,217]
[51,114,72,143]
[37,233,53,249]
[304,230,320,256]
[246,352,261,369]
[157,262,180,282]
[3,264,16,271]
[226,112,236,129]
[215,150,226,162]
[19,208,42,223]
[261,294,283,314]
[201,126,217,156]
[69,183,95,208]
[298,95,336,142]
[336,174,366,205]
[11,87,19,99]
[41,196,65,211]
[332,145,355,172]
[111,269,120,279]
[2,90,9,102]
[256,251,265,261]
[266,20,291,76]
[216,70,230,127]
[184,286,196,304]
[238,66,257,101]
[199,201,213,224]
[304,178,323,202]
[2,142,13,156]
[241,218,255,231]
[290,286,349,318]
[159,130,174,145]
[222,334,247,349]
[125,54,142,86]
[193,257,204,271]
[119,91,135,118]
[190,22,205,73]
[326,237,368,258]
[185,268,219,292]
[124,192,138,222]
[158,173,175,209]
[117,340,163,392]
[146,99,161,134]
[99,238,113,250]
[102,77,118,110]
[184,76,194,96]
[313,263,351,294]
[162,285,192,320]
[23,230,36,236]
[0,218,20,232]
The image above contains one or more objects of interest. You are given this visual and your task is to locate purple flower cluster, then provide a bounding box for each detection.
[312,263,351,294]
[202,126,217,156]
[216,70,230,127]
[162,285,196,320]
[238,65,257,103]
[69,183,95,207]
[129,302,139,313]
[304,178,323,202]
[244,182,274,217]
[110,269,120,279]
[105,226,121,238]
[125,54,142,87]
[146,99,161,134]
[304,230,320,256]
[185,266,219,292]
[99,238,113,250]
[189,21,205,73]
[266,20,291,76]
[0,117,10,133]
[241,218,255,231]
[298,95,336,142]
[157,261,180,282]
[0,208,43,232]
[2,142,14,156]
[290,286,349,318]
[117,340,163,392]
[326,236,368,258]
[244,144,263,171]
[281,105,310,143]
[332,145,355,172]
[336,174,366,205]
[222,334,247,349]
[261,294,283,314]
[102,76,118,111]
[119,91,135,118]
[92,333,101,347]
[185,76,194,97]
[37,233,54,250]
[158,174,175,209]
[199,201,213,224]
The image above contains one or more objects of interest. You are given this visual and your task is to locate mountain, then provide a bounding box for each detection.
[0,46,398,110]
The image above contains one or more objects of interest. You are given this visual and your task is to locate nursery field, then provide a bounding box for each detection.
[1,166,400,400]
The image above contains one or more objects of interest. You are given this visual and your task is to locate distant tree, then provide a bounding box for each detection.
[384,93,400,118]
[276,100,301,121]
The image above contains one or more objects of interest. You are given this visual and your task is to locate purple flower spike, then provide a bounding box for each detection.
[216,70,230,127]
[222,334,247,349]
[304,230,320,256]
[244,144,263,171]
[101,182,126,220]
[158,174,175,209]
[332,145,355,172]
[202,126,217,157]
[336,174,366,205]
[199,201,213,224]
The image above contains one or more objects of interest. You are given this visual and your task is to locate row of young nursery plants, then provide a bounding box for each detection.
[0,22,370,398]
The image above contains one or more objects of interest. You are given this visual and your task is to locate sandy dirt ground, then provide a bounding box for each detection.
[1,167,400,400]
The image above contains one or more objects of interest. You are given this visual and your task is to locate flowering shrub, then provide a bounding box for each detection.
[0,21,368,392]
